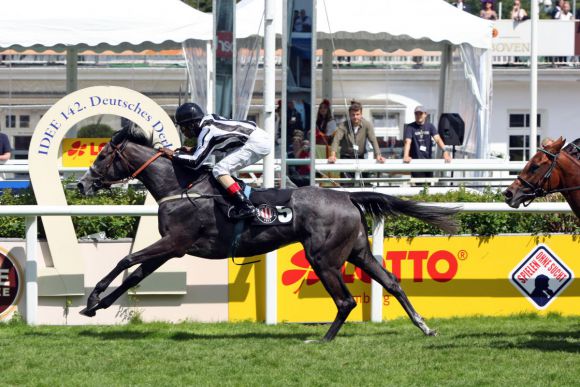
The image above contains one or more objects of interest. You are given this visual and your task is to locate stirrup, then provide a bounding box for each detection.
[228,204,258,220]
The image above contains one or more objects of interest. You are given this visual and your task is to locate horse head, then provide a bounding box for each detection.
[503,136,566,208]
[77,127,152,196]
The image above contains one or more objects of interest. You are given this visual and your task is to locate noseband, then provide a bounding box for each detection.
[90,139,163,188]
[517,148,580,206]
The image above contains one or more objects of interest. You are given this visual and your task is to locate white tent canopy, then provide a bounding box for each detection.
[236,0,493,51]
[0,0,212,52]
[236,0,493,158]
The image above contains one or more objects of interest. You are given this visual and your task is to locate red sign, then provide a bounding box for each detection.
[216,31,233,58]
[282,249,459,294]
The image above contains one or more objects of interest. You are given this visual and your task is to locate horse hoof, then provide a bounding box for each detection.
[79,305,98,317]
[426,329,438,337]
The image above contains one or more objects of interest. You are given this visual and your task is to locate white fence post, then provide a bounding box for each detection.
[371,218,384,322]
[25,216,38,325]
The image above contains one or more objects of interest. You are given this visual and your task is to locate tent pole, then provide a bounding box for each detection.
[322,47,333,102]
[529,0,538,158]
[264,0,277,326]
[438,43,451,122]
[66,47,78,94]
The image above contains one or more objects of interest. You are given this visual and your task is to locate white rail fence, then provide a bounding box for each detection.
[0,201,572,326]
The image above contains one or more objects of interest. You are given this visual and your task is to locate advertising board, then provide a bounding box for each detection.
[229,235,579,322]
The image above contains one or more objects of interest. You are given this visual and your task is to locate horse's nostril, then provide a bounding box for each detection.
[77,182,85,195]
[503,189,512,199]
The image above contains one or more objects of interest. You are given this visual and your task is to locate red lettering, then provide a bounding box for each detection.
[427,250,458,282]
[385,251,407,281]
[407,251,429,282]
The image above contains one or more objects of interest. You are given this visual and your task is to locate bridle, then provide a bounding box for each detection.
[517,148,580,206]
[90,139,163,189]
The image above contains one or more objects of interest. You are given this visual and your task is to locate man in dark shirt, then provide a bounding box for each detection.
[0,132,12,161]
[403,105,451,178]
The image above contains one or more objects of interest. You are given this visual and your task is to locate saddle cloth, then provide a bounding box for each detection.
[248,187,294,226]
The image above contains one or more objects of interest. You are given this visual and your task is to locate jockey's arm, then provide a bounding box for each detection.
[173,150,204,170]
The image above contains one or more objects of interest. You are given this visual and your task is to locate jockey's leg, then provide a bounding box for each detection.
[214,130,271,220]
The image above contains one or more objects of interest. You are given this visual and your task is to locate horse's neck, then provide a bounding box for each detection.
[556,153,580,218]
[129,144,183,201]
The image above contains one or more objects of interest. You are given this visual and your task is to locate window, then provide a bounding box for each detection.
[5,115,16,128]
[508,112,542,161]
[19,115,30,128]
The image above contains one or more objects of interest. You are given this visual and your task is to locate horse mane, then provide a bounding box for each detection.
[111,127,152,147]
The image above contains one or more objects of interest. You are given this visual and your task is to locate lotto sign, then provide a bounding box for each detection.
[509,244,574,310]
[62,138,108,167]
[0,248,23,320]
[229,235,580,322]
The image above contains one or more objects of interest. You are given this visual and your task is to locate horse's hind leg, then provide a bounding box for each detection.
[309,260,357,341]
[301,238,358,341]
[347,238,436,336]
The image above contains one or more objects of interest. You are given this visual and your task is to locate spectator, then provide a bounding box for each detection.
[293,9,310,32]
[551,0,563,18]
[299,9,312,32]
[452,0,470,13]
[555,0,573,20]
[287,100,304,157]
[328,100,385,164]
[403,106,451,179]
[0,132,12,161]
[314,99,336,147]
[511,0,528,21]
[480,0,498,20]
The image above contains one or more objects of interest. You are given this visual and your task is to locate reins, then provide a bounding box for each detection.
[97,140,164,186]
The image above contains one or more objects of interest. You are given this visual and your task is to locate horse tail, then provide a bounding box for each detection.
[349,192,459,234]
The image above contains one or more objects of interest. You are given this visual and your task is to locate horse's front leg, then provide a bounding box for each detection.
[80,235,185,317]
[93,257,171,312]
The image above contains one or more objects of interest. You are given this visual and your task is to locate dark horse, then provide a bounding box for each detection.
[504,137,580,219]
[77,127,459,341]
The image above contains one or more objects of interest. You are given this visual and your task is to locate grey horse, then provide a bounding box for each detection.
[77,127,459,341]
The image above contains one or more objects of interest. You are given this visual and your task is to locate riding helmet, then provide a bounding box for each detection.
[175,102,205,125]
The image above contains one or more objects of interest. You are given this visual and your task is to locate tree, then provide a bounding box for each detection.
[77,124,115,138]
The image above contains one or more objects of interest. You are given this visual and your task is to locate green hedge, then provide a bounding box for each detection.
[0,178,146,239]
[0,185,577,239]
[383,187,579,237]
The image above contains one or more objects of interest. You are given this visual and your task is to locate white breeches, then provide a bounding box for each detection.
[212,129,272,178]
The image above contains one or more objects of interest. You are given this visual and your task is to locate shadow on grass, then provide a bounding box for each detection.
[516,330,580,353]
[437,329,580,354]
[169,331,312,341]
[76,329,313,341]
[77,330,155,340]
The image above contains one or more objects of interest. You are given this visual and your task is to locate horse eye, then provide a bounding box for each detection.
[529,164,539,173]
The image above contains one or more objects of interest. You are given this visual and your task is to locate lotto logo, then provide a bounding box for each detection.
[509,244,574,310]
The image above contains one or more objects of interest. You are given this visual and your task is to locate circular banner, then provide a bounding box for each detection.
[0,248,22,320]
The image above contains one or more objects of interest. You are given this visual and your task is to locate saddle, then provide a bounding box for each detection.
[177,167,294,226]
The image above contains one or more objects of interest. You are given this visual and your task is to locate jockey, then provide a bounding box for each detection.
[172,102,272,220]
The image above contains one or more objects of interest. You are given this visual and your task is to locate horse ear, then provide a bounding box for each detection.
[554,137,566,151]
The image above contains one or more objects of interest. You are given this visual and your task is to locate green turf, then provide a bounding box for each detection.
[1,314,579,386]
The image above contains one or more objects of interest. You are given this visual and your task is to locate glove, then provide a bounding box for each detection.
[158,147,175,158]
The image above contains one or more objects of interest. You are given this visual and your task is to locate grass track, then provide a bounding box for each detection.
[1,314,579,386]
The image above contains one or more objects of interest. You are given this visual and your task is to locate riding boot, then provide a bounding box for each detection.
[229,190,258,219]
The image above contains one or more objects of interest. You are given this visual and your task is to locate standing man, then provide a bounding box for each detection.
[328,100,385,164]
[403,106,451,178]
[0,132,12,161]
